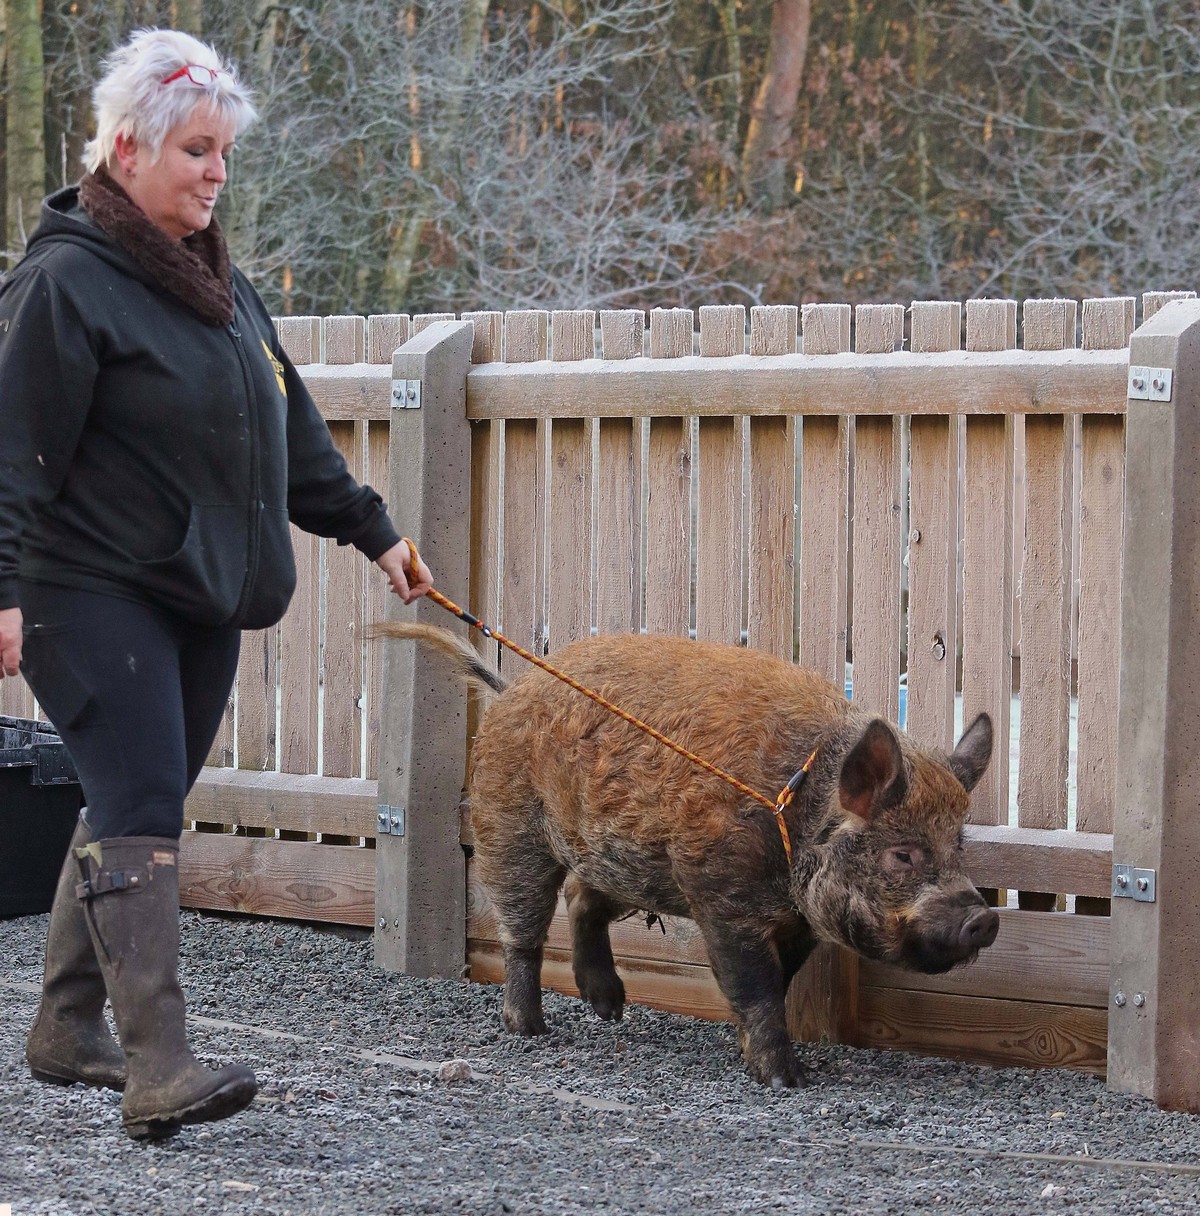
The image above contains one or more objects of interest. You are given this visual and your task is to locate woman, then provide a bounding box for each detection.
[0,29,432,1141]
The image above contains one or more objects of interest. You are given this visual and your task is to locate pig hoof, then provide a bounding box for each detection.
[503,1008,547,1037]
[577,972,625,1022]
[749,1055,807,1090]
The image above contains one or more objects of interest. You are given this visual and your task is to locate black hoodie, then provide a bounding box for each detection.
[0,186,400,629]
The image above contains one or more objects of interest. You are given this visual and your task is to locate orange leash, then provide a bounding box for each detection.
[402,539,816,864]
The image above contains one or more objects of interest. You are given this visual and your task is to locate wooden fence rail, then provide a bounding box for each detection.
[4,291,1198,1111]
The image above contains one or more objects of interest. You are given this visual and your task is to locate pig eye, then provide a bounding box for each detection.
[882,846,925,874]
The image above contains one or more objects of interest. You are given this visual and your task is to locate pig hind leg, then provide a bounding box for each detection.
[483,845,566,1037]
[564,877,627,1022]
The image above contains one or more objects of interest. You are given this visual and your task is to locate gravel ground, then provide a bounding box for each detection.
[2,911,1198,1216]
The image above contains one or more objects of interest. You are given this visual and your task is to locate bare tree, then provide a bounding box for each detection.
[937,0,1200,299]
[754,0,1200,306]
[214,0,752,315]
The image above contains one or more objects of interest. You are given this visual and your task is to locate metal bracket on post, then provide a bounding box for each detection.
[1127,366,1172,401]
[376,805,406,837]
[1112,864,1156,902]
[391,379,422,409]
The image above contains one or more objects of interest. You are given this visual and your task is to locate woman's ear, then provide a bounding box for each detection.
[113,131,140,178]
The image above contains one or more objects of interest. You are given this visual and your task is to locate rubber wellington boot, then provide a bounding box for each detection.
[75,836,257,1141]
[25,816,127,1090]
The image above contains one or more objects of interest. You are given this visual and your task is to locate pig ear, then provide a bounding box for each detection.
[838,719,907,822]
[949,712,993,792]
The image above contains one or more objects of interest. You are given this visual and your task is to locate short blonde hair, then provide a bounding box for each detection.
[83,28,257,173]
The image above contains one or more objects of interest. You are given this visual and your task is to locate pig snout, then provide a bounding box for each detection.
[897,889,1000,974]
[959,903,999,953]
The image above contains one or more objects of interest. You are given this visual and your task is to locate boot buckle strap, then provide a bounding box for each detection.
[75,868,144,899]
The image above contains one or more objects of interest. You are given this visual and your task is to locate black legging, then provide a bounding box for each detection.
[17,582,240,840]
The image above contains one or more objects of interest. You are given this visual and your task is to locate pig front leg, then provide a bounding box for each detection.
[564,876,628,1021]
[695,916,806,1089]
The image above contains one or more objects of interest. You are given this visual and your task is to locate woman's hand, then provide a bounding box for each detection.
[377,540,433,604]
[0,606,23,678]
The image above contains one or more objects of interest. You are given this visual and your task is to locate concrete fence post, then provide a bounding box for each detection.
[1110,299,1200,1111]
[374,320,475,977]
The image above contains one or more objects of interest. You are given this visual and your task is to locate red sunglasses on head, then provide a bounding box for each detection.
[161,64,223,87]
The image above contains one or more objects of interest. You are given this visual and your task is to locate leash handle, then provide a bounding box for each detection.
[400,538,802,864]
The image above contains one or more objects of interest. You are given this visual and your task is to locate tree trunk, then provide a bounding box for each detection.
[5,0,45,261]
[718,0,742,184]
[739,0,810,212]
[381,0,490,309]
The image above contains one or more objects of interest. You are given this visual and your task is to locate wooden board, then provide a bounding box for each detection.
[962,825,1112,897]
[179,832,375,926]
[186,768,378,837]
[462,349,1129,420]
[857,988,1107,1075]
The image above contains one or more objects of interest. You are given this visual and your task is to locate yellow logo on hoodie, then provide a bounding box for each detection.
[261,339,286,397]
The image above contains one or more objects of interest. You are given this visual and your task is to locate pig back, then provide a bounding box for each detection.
[469,633,852,859]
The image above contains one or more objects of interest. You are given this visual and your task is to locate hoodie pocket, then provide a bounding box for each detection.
[127,503,249,626]
[235,505,297,630]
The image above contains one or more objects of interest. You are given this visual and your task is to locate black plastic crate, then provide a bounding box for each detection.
[0,715,83,918]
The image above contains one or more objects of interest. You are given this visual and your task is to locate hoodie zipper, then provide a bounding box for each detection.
[226,318,264,624]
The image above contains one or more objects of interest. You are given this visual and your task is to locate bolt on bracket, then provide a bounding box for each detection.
[391,379,422,409]
[376,805,406,837]
[1112,863,1155,902]
[1127,366,1172,402]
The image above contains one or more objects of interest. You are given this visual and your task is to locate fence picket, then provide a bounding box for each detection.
[789,302,855,1050]
[1017,302,1075,866]
[644,309,693,635]
[797,304,850,685]
[747,306,797,659]
[0,670,34,721]
[321,317,367,780]
[276,318,322,777]
[962,300,1016,827]
[851,304,905,722]
[546,312,595,652]
[906,302,961,750]
[464,312,505,744]
[1075,298,1133,837]
[499,312,549,675]
[596,311,645,635]
[1142,290,1197,322]
[364,317,412,780]
[696,306,745,644]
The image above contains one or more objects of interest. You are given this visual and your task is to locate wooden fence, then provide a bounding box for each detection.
[5,291,1199,1112]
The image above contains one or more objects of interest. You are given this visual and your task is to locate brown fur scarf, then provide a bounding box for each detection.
[79,168,234,328]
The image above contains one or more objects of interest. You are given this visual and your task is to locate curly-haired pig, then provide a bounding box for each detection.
[375,623,998,1089]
